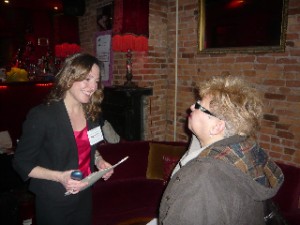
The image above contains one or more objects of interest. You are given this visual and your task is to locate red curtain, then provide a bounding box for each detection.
[112,0,149,52]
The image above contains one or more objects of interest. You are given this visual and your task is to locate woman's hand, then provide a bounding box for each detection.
[59,170,88,194]
[28,166,88,195]
[96,159,113,180]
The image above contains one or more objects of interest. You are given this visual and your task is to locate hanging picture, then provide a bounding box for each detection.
[96,2,114,32]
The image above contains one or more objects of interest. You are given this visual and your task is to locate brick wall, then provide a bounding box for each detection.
[79,0,300,166]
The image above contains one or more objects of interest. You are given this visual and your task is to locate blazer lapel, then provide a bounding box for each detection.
[55,101,78,154]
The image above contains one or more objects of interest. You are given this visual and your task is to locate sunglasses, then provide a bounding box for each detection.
[194,100,217,118]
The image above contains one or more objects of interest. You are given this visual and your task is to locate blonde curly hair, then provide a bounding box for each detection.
[198,76,263,138]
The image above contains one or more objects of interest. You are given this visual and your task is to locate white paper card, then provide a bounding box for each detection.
[87,126,103,145]
[147,218,158,225]
[65,156,129,196]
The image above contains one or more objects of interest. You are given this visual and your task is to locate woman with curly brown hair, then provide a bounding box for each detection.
[159,75,284,225]
[13,53,113,225]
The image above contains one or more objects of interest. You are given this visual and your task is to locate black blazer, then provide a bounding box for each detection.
[13,100,99,198]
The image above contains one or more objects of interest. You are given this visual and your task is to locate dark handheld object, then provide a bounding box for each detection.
[71,170,83,180]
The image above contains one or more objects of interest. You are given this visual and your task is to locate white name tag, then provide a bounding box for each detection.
[87,126,103,145]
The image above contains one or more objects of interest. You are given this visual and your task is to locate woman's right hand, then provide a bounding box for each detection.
[59,170,88,194]
[28,166,88,194]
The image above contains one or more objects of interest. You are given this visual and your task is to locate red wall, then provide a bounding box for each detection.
[0,83,53,145]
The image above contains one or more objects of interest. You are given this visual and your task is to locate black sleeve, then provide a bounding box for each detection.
[98,113,105,127]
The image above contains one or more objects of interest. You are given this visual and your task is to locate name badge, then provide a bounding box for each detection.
[87,126,103,145]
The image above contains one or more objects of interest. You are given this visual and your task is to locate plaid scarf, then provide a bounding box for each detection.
[199,135,284,188]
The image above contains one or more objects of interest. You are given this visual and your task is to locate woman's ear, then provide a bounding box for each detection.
[210,119,225,136]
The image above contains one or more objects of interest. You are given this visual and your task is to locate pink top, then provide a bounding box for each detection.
[74,126,91,177]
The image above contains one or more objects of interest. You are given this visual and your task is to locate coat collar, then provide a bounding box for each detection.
[199,135,284,189]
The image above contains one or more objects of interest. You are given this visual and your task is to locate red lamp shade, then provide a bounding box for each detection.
[112,0,149,52]
[55,43,81,58]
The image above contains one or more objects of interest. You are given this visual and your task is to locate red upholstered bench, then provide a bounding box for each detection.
[92,141,187,225]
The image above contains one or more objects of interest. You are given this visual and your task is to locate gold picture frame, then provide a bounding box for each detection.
[198,0,289,54]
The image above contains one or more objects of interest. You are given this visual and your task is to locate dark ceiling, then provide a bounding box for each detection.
[1,0,63,11]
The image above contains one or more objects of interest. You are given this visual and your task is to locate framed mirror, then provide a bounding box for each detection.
[198,0,289,54]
